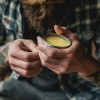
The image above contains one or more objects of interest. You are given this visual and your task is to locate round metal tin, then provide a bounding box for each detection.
[43,33,72,49]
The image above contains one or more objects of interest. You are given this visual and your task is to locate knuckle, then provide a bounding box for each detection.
[38,44,43,49]
[9,48,16,56]
[41,61,46,66]
[43,56,49,62]
[56,71,61,75]
[24,54,31,61]
[69,53,74,59]
[66,50,71,54]
[39,45,46,52]
[24,63,30,70]
[10,66,14,70]
[65,62,70,68]
[26,40,34,45]
[9,60,12,65]
[23,71,29,76]
[9,58,13,65]
[13,39,22,45]
[60,68,66,74]
[59,65,68,74]
[48,50,56,57]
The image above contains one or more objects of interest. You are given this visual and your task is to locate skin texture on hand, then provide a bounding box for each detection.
[37,25,82,74]
[37,25,100,76]
[7,39,43,77]
[6,25,100,78]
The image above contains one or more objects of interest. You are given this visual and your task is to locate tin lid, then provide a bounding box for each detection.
[43,33,72,49]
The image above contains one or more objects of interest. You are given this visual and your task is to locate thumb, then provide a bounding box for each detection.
[54,25,78,40]
[54,25,66,34]
[54,25,66,35]
[22,39,38,52]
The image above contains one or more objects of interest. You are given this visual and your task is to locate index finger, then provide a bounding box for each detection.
[22,39,38,51]
[11,45,40,61]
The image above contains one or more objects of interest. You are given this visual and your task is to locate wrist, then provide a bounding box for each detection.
[78,54,100,77]
[78,54,100,84]
[80,70,100,84]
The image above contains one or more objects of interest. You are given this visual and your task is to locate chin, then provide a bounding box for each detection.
[21,0,67,32]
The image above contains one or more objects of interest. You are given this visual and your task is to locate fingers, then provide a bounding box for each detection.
[9,57,42,70]
[8,39,39,62]
[38,57,73,74]
[37,36,67,58]
[54,25,78,40]
[39,51,78,74]
[39,50,61,65]
[10,49,39,61]
[44,64,61,74]
[38,45,75,74]
[11,65,43,77]
[54,25,67,35]
[9,57,43,77]
[22,39,38,51]
[38,35,80,62]
[8,39,43,77]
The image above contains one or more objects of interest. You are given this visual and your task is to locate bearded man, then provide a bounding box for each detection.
[0,0,100,100]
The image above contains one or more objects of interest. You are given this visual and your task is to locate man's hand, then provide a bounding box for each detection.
[8,39,43,77]
[37,25,100,76]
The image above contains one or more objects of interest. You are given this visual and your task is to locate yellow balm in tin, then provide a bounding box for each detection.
[43,33,71,48]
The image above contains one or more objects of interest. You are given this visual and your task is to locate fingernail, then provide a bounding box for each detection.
[54,25,62,29]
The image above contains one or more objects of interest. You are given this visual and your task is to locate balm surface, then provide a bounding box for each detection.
[44,35,71,47]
